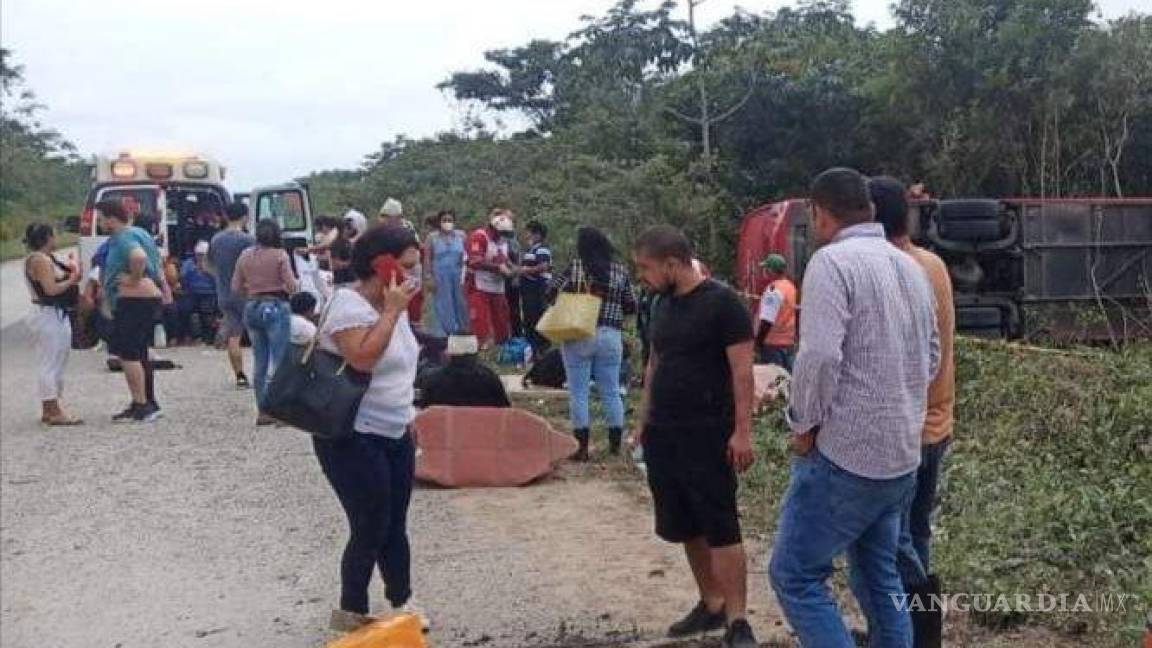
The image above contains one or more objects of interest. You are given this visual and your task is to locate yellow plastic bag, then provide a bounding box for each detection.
[536,292,602,344]
[326,614,427,648]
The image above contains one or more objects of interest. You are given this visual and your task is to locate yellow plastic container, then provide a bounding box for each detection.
[326,614,427,648]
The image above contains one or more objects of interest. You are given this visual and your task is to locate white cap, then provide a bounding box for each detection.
[446,335,479,356]
[489,212,515,233]
[379,197,403,217]
[194,241,210,255]
[344,210,367,235]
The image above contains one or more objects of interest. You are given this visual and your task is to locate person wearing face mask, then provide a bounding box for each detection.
[465,209,516,350]
[311,225,426,633]
[378,198,424,326]
[425,210,469,336]
[630,225,759,648]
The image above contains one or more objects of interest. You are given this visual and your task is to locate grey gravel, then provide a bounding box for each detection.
[1,319,784,648]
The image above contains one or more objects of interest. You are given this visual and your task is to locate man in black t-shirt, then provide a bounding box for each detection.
[631,225,758,648]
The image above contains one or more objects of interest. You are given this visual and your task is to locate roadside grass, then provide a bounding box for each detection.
[0,205,80,261]
[741,338,1152,646]
[510,337,1150,646]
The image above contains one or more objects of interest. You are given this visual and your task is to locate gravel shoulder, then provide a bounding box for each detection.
[0,325,784,648]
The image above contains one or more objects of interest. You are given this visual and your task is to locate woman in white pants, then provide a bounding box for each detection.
[23,223,83,426]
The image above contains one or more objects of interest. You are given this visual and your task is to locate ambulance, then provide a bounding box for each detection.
[77,150,314,274]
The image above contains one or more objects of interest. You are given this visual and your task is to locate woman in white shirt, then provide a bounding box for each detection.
[311,225,423,631]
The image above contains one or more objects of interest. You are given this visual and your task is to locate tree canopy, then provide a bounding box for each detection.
[0,48,87,248]
[311,0,1152,270]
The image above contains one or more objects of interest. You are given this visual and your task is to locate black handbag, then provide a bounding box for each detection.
[261,293,371,439]
[70,308,101,350]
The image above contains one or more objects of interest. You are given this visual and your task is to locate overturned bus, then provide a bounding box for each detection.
[736,198,1152,342]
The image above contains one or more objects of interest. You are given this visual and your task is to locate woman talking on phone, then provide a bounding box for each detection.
[312,225,425,632]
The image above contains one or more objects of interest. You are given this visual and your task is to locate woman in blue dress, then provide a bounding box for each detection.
[425,210,469,335]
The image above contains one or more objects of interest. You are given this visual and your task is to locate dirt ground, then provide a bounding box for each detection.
[0,321,795,648]
[0,300,1097,648]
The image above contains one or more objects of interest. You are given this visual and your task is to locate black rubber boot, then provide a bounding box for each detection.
[608,427,623,455]
[572,428,590,462]
[910,574,943,648]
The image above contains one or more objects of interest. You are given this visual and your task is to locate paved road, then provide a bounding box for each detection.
[0,321,784,647]
[1,254,34,331]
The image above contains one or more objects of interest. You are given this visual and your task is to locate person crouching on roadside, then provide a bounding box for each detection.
[289,291,318,346]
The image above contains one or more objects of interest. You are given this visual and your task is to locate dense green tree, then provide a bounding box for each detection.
[0,49,87,248]
[314,0,1152,275]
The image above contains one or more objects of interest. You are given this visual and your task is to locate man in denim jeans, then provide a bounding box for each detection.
[870,176,956,647]
[769,168,940,648]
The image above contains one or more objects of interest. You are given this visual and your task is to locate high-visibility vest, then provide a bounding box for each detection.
[764,278,797,347]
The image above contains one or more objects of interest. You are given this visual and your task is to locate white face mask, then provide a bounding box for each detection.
[440,222,455,232]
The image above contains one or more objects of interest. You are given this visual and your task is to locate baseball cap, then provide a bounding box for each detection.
[760,254,787,272]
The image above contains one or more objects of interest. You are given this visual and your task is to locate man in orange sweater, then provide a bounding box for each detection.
[870,176,955,648]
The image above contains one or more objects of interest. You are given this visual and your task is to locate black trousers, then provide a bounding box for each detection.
[506,281,524,338]
[312,432,416,614]
[520,281,550,354]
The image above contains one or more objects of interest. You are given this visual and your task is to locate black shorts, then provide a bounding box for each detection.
[109,297,162,362]
[644,423,742,548]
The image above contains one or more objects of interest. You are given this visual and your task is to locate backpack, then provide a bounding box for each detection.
[522,348,567,389]
[496,337,531,366]
[522,342,634,390]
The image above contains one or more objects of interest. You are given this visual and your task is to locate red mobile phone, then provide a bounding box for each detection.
[372,255,404,286]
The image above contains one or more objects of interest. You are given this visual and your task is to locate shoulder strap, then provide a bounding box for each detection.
[24,252,50,285]
[302,289,342,363]
[571,259,589,294]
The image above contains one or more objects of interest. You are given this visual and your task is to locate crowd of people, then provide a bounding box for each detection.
[20,165,954,648]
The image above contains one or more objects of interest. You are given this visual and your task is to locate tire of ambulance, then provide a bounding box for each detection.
[937,199,999,222]
[955,305,1005,335]
[937,220,1004,243]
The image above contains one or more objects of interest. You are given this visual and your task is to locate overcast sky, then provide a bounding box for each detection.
[2,0,1145,190]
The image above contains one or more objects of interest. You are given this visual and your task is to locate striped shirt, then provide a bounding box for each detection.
[787,223,940,479]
